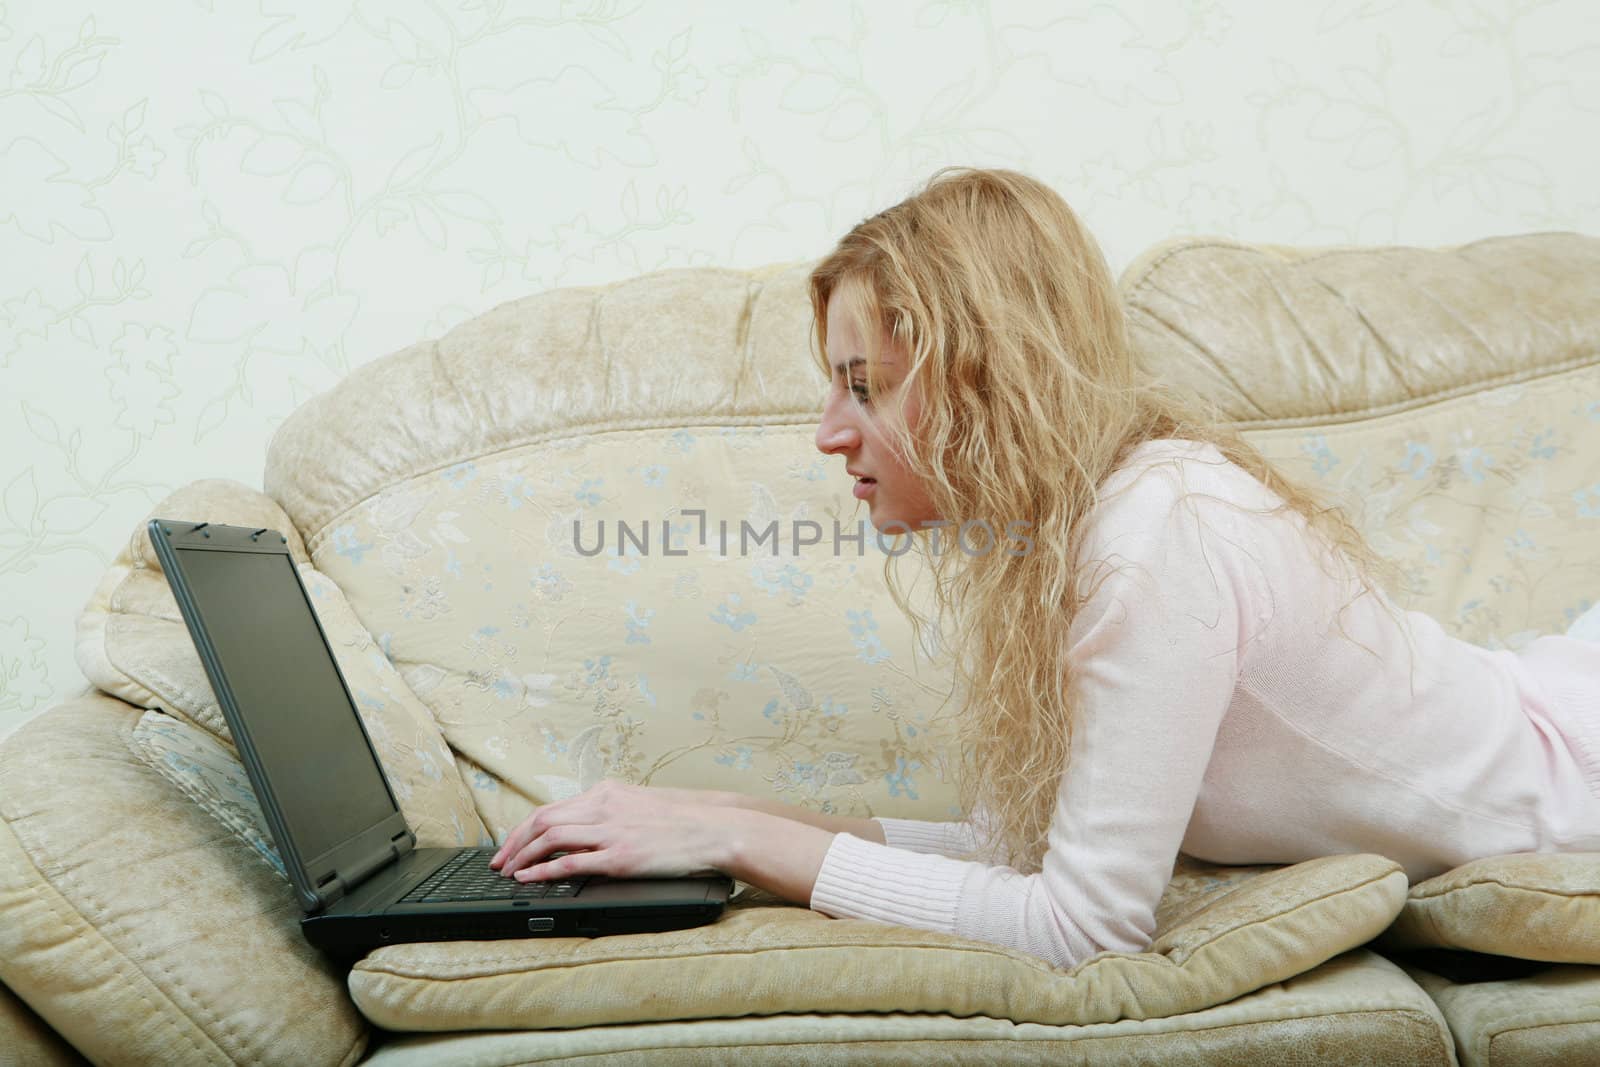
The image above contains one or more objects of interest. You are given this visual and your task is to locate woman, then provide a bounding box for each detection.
[493,167,1600,970]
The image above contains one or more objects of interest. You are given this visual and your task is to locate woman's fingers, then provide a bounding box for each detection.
[492,782,673,875]
[492,807,553,869]
[499,823,553,877]
[504,825,591,880]
[492,785,619,868]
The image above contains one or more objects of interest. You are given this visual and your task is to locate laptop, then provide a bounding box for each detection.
[148,518,732,960]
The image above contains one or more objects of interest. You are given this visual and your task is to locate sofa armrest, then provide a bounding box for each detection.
[0,691,368,1067]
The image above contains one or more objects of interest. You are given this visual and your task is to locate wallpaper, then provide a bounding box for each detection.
[2,0,1596,740]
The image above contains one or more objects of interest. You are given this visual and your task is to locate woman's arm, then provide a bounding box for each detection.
[718,791,887,844]
[721,809,839,906]
[807,453,1250,968]
[716,794,1003,860]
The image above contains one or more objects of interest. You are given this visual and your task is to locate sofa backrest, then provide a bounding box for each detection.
[1122,233,1600,647]
[263,261,967,838]
[261,233,1600,836]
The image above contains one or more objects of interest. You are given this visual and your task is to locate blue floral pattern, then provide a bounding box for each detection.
[1247,364,1600,651]
[306,427,967,826]
[131,710,287,880]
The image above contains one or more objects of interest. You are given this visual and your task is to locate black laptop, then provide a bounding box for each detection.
[149,518,732,960]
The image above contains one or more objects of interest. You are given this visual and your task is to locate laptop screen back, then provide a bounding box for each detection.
[172,545,398,862]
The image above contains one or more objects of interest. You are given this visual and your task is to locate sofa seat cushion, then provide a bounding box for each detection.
[0,693,368,1067]
[1377,852,1600,963]
[348,852,1405,1032]
[1396,956,1600,1067]
[355,949,1452,1066]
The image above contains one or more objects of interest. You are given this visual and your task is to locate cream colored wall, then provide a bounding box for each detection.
[2,0,1596,741]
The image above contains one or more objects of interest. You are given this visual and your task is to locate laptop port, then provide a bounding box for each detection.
[527,917,555,932]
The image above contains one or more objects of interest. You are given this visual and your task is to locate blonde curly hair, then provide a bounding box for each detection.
[807,167,1402,874]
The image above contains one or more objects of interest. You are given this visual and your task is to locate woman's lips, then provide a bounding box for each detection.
[852,478,876,500]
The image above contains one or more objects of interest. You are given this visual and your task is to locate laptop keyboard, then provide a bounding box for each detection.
[399,848,589,904]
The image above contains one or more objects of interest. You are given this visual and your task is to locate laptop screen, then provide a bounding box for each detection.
[173,545,398,862]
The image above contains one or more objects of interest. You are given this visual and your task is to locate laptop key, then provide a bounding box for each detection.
[399,848,589,904]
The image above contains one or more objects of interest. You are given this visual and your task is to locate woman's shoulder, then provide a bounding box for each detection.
[1076,438,1291,591]
[1082,437,1292,555]
[1101,437,1270,507]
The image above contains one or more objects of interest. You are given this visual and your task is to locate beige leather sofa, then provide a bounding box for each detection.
[3,233,1598,1066]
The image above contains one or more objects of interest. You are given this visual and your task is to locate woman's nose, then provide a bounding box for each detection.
[815,401,860,456]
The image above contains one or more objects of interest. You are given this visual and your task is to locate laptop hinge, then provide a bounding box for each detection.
[316,830,416,907]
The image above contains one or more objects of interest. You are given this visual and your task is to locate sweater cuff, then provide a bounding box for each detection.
[873,815,975,855]
[809,832,966,932]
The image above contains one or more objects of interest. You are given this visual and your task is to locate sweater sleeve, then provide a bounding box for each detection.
[872,816,981,857]
[809,452,1251,969]
[871,799,1011,861]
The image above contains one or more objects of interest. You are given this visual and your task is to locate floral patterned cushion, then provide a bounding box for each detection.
[300,359,1600,854]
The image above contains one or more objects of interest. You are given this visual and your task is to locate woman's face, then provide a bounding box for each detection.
[815,287,941,533]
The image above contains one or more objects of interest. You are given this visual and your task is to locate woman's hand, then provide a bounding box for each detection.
[489,778,742,882]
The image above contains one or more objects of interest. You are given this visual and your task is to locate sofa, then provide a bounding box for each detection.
[2,231,1598,1066]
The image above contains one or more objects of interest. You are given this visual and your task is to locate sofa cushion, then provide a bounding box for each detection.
[77,477,311,740]
[1397,956,1600,1067]
[262,260,816,540]
[346,852,1406,1032]
[131,709,287,878]
[1377,852,1600,964]
[0,692,368,1067]
[1238,360,1600,658]
[75,478,488,848]
[358,950,1454,1066]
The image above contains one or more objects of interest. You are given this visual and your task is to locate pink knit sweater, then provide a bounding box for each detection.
[807,439,1600,970]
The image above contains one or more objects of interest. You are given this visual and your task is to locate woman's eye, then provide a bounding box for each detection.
[850,383,870,404]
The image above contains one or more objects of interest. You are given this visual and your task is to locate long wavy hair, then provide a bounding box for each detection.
[807,167,1402,874]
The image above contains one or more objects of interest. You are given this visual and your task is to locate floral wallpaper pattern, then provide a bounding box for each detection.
[4,0,1599,739]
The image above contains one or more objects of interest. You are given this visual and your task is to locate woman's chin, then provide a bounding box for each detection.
[866,509,909,535]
